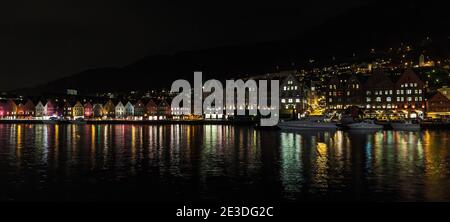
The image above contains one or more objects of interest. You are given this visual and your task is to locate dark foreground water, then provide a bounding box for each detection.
[0,124,449,202]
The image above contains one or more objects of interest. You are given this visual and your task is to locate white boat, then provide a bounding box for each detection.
[391,121,420,131]
[278,117,338,130]
[347,120,383,130]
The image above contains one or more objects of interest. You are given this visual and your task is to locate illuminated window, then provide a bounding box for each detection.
[366,97,371,102]
[376,97,381,102]
[407,97,412,102]
[288,99,293,103]
[281,99,286,103]
[295,99,300,103]
[387,97,391,102]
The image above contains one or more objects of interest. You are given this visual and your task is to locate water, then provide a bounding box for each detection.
[0,124,450,202]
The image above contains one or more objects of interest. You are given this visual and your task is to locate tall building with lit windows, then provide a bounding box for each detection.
[363,69,395,118]
[280,74,304,118]
[326,75,344,110]
[394,69,425,118]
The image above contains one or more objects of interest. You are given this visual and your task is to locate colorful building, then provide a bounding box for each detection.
[103,100,115,118]
[83,102,93,118]
[44,100,56,117]
[72,101,84,119]
[124,101,134,118]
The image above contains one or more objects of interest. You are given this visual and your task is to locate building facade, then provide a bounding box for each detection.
[394,69,425,119]
[280,74,304,118]
[72,101,84,119]
[115,101,125,119]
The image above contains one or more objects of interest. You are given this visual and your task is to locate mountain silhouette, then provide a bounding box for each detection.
[20,0,450,95]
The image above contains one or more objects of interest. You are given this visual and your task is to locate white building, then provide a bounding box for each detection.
[115,101,125,119]
[35,101,45,119]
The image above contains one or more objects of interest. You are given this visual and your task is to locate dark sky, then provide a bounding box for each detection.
[0,0,367,91]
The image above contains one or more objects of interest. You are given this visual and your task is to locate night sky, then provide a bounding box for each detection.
[0,1,368,91]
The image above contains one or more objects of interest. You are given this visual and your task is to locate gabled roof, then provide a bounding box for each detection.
[395,69,425,87]
[428,92,450,102]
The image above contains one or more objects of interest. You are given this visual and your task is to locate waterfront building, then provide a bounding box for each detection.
[35,101,45,118]
[157,99,171,120]
[83,102,93,118]
[326,75,344,111]
[24,100,35,117]
[394,69,425,119]
[363,69,395,118]
[62,101,73,119]
[44,100,56,118]
[115,101,125,119]
[280,74,304,118]
[426,92,450,119]
[72,101,84,119]
[344,74,364,109]
[134,100,145,120]
[6,99,17,119]
[103,100,115,118]
[145,99,158,120]
[16,103,25,117]
[0,102,4,118]
[92,104,103,118]
[124,101,135,118]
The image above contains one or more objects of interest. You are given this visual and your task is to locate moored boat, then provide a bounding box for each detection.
[278,117,338,131]
[347,120,383,130]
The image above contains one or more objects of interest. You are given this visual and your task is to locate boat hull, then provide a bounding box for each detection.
[278,123,338,131]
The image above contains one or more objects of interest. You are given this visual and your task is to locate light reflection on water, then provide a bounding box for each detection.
[0,124,450,202]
